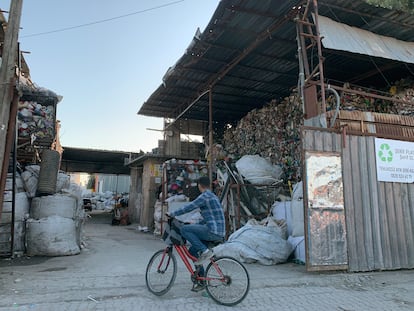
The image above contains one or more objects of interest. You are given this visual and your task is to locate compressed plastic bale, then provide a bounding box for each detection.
[30,194,79,220]
[15,192,30,221]
[56,172,71,192]
[14,221,26,253]
[21,170,38,198]
[5,173,25,193]
[26,216,80,256]
[37,149,60,196]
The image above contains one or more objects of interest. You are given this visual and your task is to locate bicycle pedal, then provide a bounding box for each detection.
[191,282,206,292]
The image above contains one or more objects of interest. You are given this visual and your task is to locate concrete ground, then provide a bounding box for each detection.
[0,211,413,311]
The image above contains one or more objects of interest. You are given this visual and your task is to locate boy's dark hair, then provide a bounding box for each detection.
[197,176,210,188]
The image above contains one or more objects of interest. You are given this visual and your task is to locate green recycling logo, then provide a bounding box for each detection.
[378,143,393,162]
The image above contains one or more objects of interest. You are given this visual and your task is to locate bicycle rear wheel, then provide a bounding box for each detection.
[205,256,250,306]
[145,248,177,296]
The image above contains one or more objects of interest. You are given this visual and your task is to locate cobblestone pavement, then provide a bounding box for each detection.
[1,212,413,311]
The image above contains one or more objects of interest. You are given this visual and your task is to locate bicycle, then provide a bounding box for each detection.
[145,217,250,306]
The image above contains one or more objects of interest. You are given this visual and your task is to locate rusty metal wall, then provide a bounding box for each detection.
[302,127,414,272]
[304,151,348,271]
[326,111,414,139]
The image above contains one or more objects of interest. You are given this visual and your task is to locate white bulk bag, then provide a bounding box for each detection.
[14,221,26,253]
[15,192,30,221]
[31,194,78,220]
[26,216,80,256]
[235,155,282,185]
[56,172,71,192]
[214,220,292,265]
[21,170,38,198]
[271,201,293,236]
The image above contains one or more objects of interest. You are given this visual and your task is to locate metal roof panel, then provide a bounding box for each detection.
[138,0,414,125]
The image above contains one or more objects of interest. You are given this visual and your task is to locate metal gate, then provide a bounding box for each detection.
[303,127,414,272]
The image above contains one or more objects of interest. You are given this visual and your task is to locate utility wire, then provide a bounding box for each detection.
[21,0,185,38]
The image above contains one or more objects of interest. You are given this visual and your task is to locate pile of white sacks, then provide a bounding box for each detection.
[213,181,305,265]
[272,182,305,264]
[81,189,116,211]
[16,165,85,256]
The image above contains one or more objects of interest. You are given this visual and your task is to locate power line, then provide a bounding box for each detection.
[21,0,185,38]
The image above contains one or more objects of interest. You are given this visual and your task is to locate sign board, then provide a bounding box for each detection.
[375,138,414,183]
[150,164,163,177]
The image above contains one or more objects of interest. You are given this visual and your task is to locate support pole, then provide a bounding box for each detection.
[208,88,213,188]
[0,0,23,221]
[312,0,327,114]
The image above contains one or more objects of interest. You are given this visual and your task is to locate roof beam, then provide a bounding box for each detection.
[169,11,295,121]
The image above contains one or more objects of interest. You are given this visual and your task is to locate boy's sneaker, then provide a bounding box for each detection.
[195,249,213,266]
[191,281,206,292]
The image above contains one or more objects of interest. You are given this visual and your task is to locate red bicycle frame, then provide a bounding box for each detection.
[159,244,226,282]
[174,244,198,272]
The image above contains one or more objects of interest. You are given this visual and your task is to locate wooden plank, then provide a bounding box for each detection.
[393,183,409,268]
[388,184,400,269]
[302,129,314,150]
[332,132,342,152]
[342,135,359,271]
[405,184,414,267]
[378,182,393,269]
[366,137,384,269]
[402,183,414,267]
[322,131,333,152]
[313,131,324,151]
[385,182,400,268]
[359,136,374,270]
[350,135,369,270]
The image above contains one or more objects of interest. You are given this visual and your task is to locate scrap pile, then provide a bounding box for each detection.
[222,78,414,184]
[329,86,393,113]
[164,159,208,200]
[153,159,208,234]
[216,155,288,235]
[326,78,414,116]
[17,100,55,139]
[390,78,414,116]
[222,96,303,183]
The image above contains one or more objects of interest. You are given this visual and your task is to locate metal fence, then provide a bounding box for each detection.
[303,127,414,272]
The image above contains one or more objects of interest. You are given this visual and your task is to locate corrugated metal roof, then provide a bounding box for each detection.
[318,15,414,64]
[61,147,140,174]
[138,0,414,126]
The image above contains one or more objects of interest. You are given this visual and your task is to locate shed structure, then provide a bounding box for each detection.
[137,0,414,272]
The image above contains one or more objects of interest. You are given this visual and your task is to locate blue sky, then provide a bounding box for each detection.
[4,0,219,152]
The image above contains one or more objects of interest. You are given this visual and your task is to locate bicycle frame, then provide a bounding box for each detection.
[147,238,250,306]
[159,244,226,283]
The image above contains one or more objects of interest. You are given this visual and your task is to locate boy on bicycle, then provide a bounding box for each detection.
[167,176,225,291]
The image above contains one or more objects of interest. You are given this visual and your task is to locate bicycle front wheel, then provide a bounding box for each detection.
[145,248,177,296]
[205,256,250,306]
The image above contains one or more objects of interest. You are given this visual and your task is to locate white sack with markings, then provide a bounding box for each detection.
[213,218,292,265]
